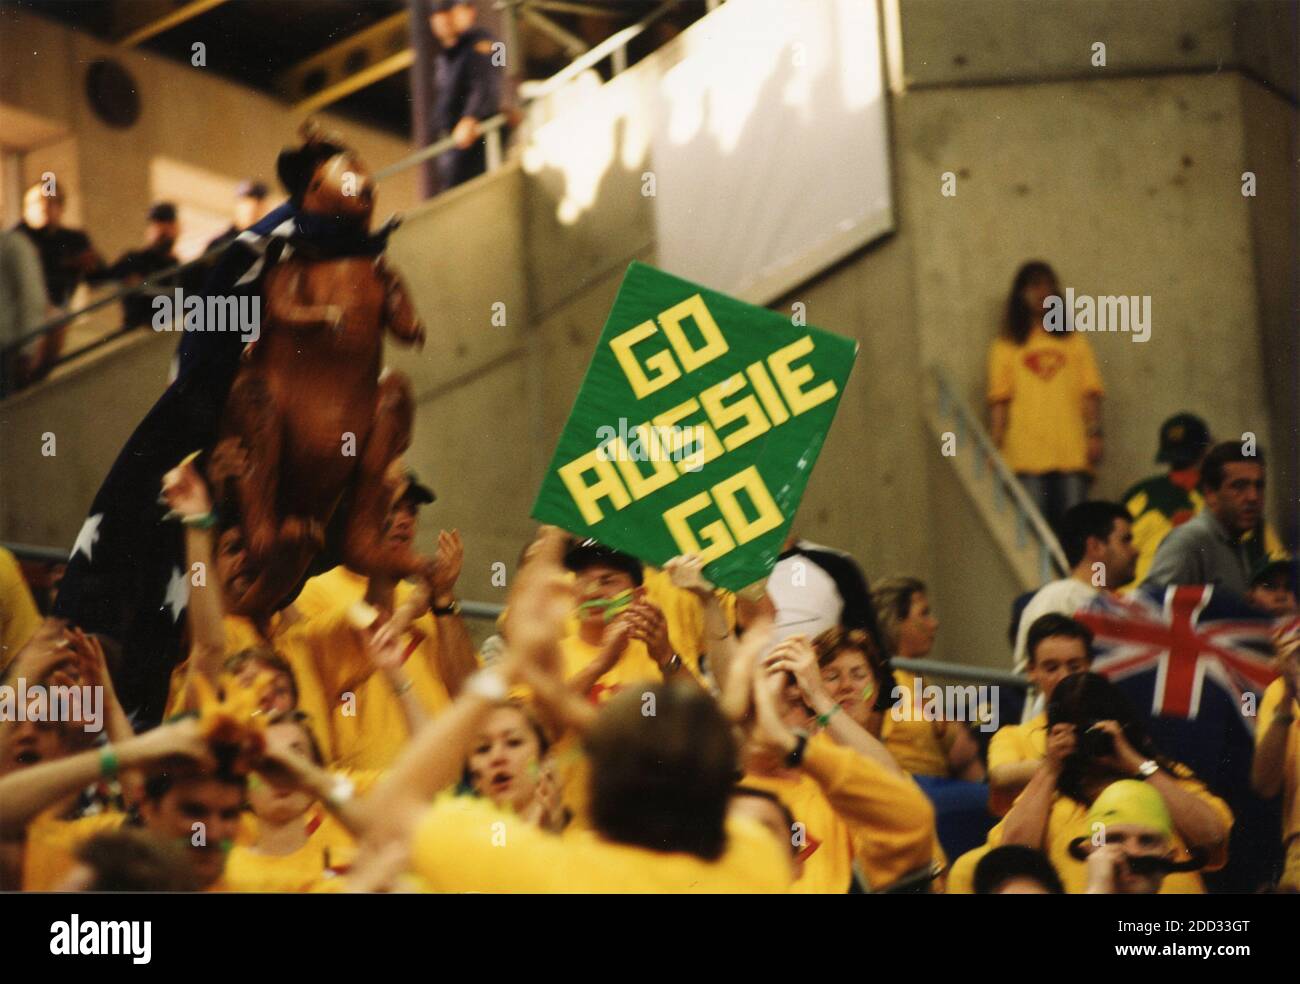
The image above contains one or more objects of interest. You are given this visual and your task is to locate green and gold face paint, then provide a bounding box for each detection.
[577,589,635,622]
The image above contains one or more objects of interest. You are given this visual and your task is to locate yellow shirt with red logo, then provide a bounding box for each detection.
[742,733,937,893]
[987,331,1104,474]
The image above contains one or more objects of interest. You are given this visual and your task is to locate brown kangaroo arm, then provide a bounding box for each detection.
[375,259,425,349]
[265,266,344,332]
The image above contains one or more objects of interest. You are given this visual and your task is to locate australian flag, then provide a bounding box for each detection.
[52,203,396,727]
[1076,585,1292,891]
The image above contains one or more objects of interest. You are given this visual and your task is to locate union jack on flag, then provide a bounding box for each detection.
[1074,585,1291,733]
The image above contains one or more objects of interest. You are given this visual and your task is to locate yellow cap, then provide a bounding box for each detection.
[1086,779,1173,839]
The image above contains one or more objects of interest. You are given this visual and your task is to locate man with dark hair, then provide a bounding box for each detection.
[973,844,1065,894]
[1144,441,1272,599]
[1012,500,1136,672]
[989,613,1093,813]
[95,201,182,331]
[1119,413,1212,589]
[559,538,694,700]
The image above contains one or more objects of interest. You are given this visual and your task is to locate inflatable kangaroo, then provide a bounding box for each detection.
[212,125,429,617]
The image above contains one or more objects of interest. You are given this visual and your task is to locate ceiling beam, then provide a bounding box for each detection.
[277,11,413,116]
[115,0,230,48]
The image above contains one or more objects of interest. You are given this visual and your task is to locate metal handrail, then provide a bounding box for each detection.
[931,365,1069,581]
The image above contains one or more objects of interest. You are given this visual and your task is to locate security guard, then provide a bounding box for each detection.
[430,0,503,189]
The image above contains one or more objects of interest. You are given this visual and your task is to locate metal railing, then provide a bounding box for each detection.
[4,0,689,385]
[1,542,1023,689]
[931,366,1069,585]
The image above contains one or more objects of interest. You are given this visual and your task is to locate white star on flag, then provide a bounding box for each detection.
[162,566,190,624]
[70,514,104,562]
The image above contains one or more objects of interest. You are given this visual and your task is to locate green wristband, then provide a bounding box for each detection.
[99,745,120,780]
[181,511,219,529]
[816,703,841,728]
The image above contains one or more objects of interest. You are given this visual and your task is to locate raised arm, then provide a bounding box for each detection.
[0,719,211,841]
[1000,723,1074,849]
[1252,634,1299,798]
[162,454,228,707]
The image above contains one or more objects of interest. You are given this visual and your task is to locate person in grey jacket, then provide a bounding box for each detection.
[1143,441,1270,601]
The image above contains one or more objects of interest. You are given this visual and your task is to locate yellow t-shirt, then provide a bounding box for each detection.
[0,546,41,675]
[986,331,1104,474]
[881,669,952,778]
[162,615,334,762]
[986,711,1048,815]
[743,733,937,893]
[1256,679,1300,845]
[410,794,789,893]
[948,772,1232,894]
[22,809,125,891]
[225,808,358,893]
[296,605,452,772]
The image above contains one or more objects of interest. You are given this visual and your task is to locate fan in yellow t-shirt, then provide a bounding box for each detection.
[950,673,1232,894]
[1251,636,1300,890]
[0,545,40,675]
[987,613,1093,815]
[559,541,703,701]
[986,262,1105,530]
[225,713,376,893]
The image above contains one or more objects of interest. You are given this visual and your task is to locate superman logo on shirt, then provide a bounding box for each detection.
[1023,349,1066,380]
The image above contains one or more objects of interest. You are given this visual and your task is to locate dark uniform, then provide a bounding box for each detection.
[433,24,503,189]
[97,242,180,330]
[15,221,101,308]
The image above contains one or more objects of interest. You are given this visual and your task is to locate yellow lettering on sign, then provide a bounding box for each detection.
[768,335,837,415]
[745,359,791,426]
[658,293,729,372]
[612,427,679,499]
[609,319,681,399]
[653,398,724,474]
[713,466,783,544]
[699,373,771,452]
[663,492,736,563]
[558,448,632,524]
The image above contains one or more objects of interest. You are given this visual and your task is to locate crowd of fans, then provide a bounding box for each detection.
[0,385,1295,894]
[0,246,1296,894]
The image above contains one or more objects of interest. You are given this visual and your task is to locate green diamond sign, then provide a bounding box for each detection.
[531,262,858,591]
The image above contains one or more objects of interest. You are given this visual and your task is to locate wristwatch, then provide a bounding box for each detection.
[660,652,683,676]
[431,599,461,617]
[784,730,810,769]
[1135,759,1160,780]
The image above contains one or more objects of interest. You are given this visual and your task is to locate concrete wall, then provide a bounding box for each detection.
[3,0,1295,669]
